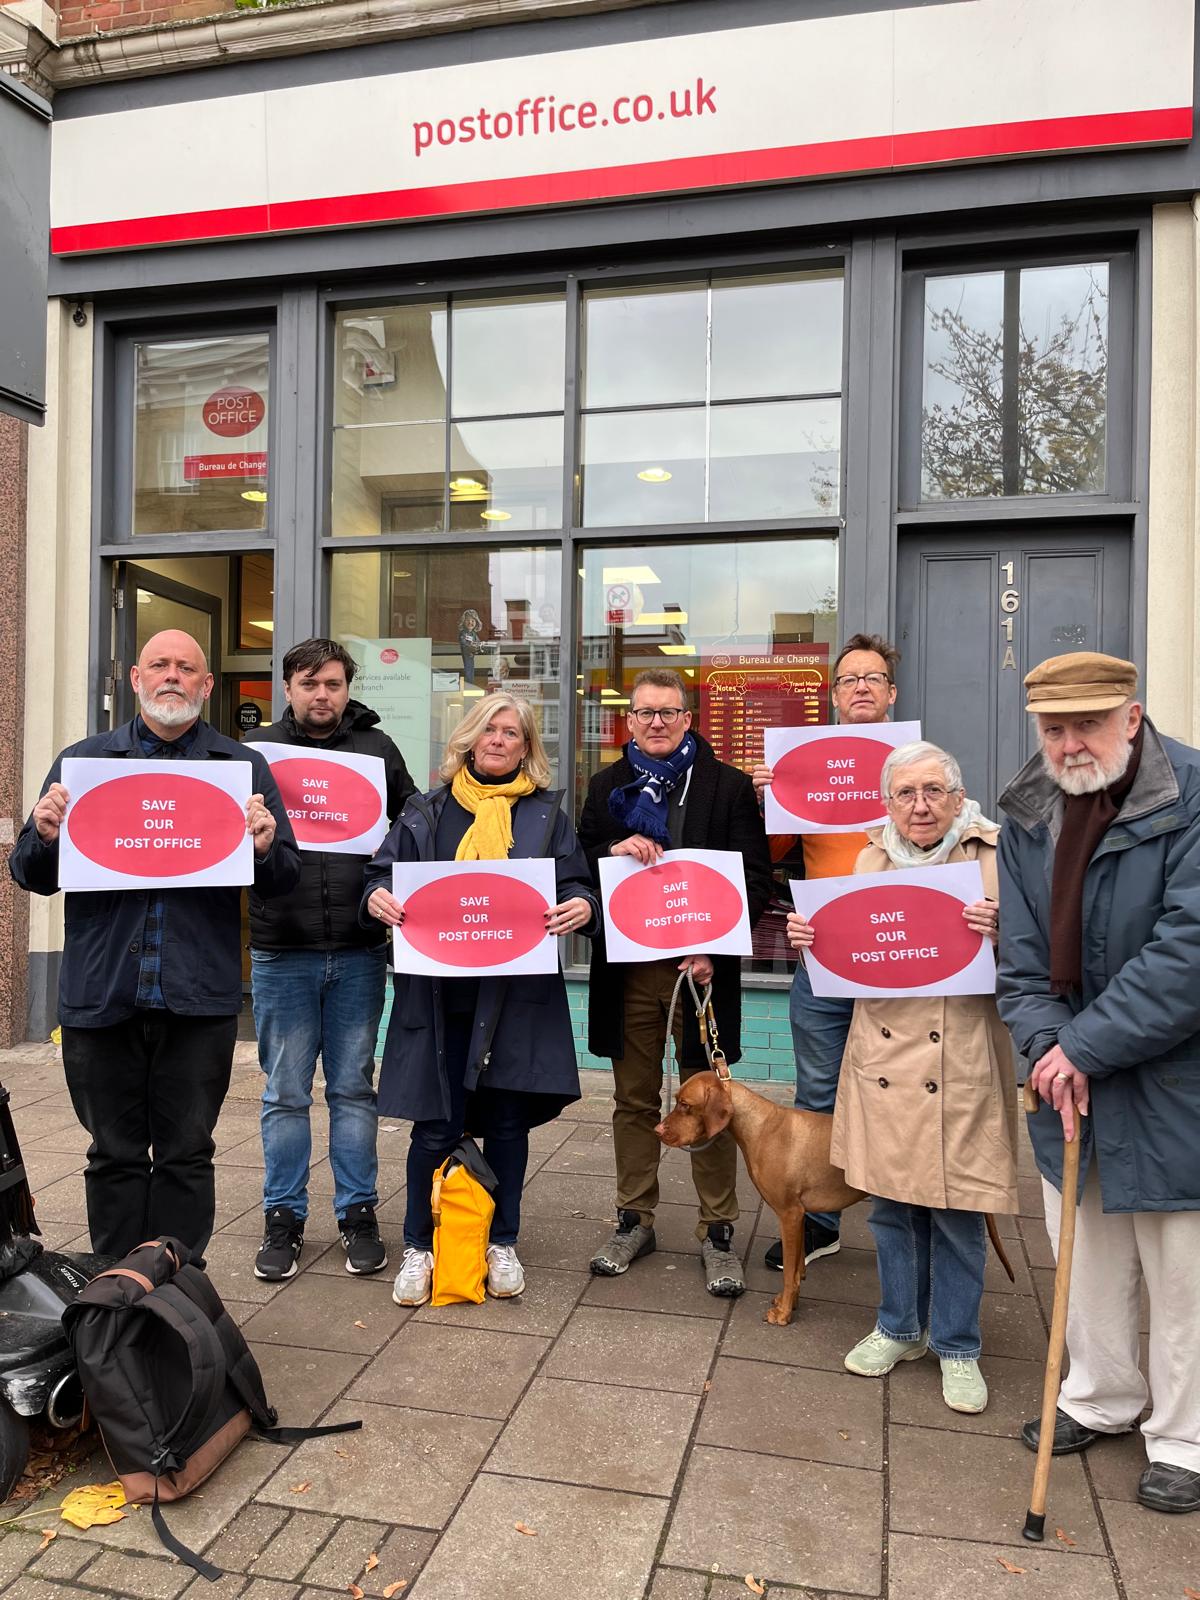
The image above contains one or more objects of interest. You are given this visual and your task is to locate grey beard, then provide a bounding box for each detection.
[1041,739,1132,796]
[138,686,203,729]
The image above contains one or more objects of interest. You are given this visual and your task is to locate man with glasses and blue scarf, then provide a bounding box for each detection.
[579,669,772,1295]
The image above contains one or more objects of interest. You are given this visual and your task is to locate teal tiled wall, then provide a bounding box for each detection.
[378,979,794,1084]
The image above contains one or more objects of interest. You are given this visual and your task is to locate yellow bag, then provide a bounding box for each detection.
[430,1140,497,1307]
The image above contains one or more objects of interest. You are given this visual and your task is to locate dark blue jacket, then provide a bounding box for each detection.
[9,718,301,1025]
[361,785,599,1126]
[996,717,1200,1212]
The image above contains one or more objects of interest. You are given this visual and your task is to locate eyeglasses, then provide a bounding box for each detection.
[833,672,891,691]
[888,785,960,809]
[630,707,687,726]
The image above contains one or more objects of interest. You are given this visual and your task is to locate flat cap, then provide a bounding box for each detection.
[1024,651,1138,714]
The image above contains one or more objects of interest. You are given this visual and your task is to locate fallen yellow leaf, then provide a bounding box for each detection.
[1183,1590,1200,1600]
[59,1482,128,1530]
[347,1585,365,1599]
[514,1522,538,1536]
[382,1583,408,1597]
[334,1448,351,1460]
[837,1431,850,1441]
[365,1553,379,1572]
[290,1481,312,1494]
[745,1577,766,1595]
[353,1321,367,1330]
[996,1557,1026,1575]
[1055,1528,1076,1549]
[37,1529,57,1553]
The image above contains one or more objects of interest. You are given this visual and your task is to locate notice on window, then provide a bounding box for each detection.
[791,861,995,999]
[699,646,829,772]
[252,744,387,855]
[346,637,433,787]
[598,848,751,964]
[391,859,558,977]
[763,721,922,834]
[58,758,253,891]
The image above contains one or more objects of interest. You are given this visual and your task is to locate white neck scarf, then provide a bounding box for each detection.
[880,797,996,868]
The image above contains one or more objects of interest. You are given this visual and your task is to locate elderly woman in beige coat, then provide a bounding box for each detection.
[788,739,1018,1415]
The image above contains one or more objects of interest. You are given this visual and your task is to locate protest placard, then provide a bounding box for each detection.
[763,721,922,834]
[391,859,558,977]
[790,860,995,998]
[598,848,751,964]
[252,742,388,855]
[59,757,254,891]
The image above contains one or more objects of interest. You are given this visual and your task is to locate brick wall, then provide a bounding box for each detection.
[55,0,241,41]
[376,979,795,1086]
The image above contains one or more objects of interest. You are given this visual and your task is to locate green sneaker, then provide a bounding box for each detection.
[941,1357,988,1414]
[844,1328,929,1377]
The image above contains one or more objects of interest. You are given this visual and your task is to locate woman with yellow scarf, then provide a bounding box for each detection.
[364,694,598,1307]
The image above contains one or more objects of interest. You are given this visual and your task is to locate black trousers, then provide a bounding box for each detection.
[61,1011,237,1258]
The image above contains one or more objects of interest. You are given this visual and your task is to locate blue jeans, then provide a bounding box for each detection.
[789,960,855,1232]
[251,946,387,1221]
[869,1197,986,1359]
[404,1012,529,1250]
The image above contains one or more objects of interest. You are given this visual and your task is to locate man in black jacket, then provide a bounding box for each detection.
[243,639,414,1280]
[8,629,301,1259]
[578,669,772,1296]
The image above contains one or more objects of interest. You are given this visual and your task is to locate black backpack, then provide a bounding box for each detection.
[63,1238,360,1581]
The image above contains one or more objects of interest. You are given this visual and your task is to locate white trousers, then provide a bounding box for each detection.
[1042,1170,1200,1470]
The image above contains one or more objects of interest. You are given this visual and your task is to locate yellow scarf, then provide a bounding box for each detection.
[451,764,537,860]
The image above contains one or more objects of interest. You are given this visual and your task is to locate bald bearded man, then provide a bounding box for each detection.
[10,630,301,1257]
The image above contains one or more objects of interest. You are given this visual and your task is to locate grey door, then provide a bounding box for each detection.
[896,528,1131,812]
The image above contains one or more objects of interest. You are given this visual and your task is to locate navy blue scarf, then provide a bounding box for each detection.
[607,734,698,846]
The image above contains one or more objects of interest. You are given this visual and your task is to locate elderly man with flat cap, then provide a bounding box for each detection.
[996,651,1200,1515]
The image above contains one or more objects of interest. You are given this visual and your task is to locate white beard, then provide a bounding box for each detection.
[138,685,203,729]
[1041,740,1132,796]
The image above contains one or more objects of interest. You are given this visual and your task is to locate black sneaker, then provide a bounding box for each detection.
[255,1206,304,1281]
[338,1203,387,1276]
[764,1219,841,1271]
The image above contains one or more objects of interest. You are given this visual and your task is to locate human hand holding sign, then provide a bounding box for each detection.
[786,910,814,965]
[611,834,663,866]
[962,897,999,946]
[751,763,773,799]
[1030,1043,1089,1142]
[368,887,404,926]
[245,794,276,856]
[545,896,592,936]
[33,783,70,843]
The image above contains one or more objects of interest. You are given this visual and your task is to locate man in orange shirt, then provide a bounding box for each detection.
[754,633,901,1269]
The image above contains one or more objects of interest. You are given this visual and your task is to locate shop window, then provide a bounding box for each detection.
[576,535,837,973]
[919,262,1110,501]
[332,296,565,536]
[132,334,270,535]
[329,545,562,790]
[579,271,843,527]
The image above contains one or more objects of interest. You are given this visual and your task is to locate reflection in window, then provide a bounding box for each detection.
[330,546,562,790]
[580,271,843,527]
[332,296,566,536]
[133,334,270,536]
[921,262,1108,500]
[575,536,837,973]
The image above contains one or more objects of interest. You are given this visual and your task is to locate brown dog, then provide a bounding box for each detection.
[657,1071,1014,1327]
[656,1070,863,1326]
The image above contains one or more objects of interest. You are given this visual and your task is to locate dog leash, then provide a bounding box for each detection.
[663,967,731,1153]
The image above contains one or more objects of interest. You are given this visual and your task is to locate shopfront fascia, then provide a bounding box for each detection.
[24,0,1200,1041]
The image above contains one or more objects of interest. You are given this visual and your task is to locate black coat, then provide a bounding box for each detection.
[244,701,415,951]
[361,786,599,1126]
[8,718,301,1025]
[577,734,772,1066]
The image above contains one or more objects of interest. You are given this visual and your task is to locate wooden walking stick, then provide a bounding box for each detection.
[1022,1077,1083,1543]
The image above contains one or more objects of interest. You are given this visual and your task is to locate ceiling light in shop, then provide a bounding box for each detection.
[636,467,672,484]
[658,644,696,656]
[634,611,688,626]
[607,697,630,706]
[602,566,660,585]
[450,477,482,492]
[241,490,268,504]
[250,620,275,632]
[136,590,153,606]
[463,687,485,697]
[450,477,487,502]
[481,509,512,522]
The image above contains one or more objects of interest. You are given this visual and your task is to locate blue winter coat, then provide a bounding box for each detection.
[361,785,600,1126]
[996,717,1200,1212]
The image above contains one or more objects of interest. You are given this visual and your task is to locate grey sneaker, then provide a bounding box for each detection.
[701,1224,745,1297]
[941,1356,988,1413]
[590,1208,656,1276]
[844,1328,930,1376]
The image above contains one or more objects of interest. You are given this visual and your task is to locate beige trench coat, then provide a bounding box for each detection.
[829,823,1020,1213]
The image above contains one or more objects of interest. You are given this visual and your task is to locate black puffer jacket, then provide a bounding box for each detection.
[245,701,415,950]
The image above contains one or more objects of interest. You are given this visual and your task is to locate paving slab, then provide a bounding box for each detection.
[721,1288,879,1371]
[888,1532,1119,1600]
[348,1320,549,1419]
[889,1351,1046,1439]
[697,1354,882,1469]
[257,1400,500,1527]
[1097,1495,1200,1600]
[580,1248,729,1319]
[240,1272,403,1355]
[413,1263,588,1337]
[250,1344,370,1427]
[1077,1427,1147,1502]
[408,1474,667,1600]
[488,1374,699,1494]
[662,1443,883,1593]
[545,1305,719,1392]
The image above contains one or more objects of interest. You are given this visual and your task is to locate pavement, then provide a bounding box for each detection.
[0,1039,1192,1600]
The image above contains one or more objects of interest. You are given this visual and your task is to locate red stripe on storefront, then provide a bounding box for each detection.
[50,106,1193,254]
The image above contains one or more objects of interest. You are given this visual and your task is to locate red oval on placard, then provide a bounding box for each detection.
[773,736,892,827]
[608,861,743,950]
[202,387,265,438]
[271,757,383,846]
[810,884,981,989]
[69,773,246,878]
[403,872,549,968]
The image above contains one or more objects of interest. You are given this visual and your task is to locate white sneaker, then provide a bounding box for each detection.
[392,1246,433,1307]
[485,1243,526,1298]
